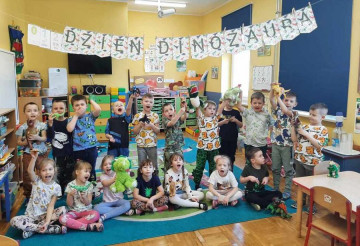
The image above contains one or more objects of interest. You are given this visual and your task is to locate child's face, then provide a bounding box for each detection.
[52,102,66,116]
[72,99,87,116]
[141,163,154,178]
[204,104,216,117]
[224,100,233,110]
[25,104,39,121]
[76,167,91,183]
[163,104,175,120]
[102,158,113,175]
[113,101,125,115]
[251,98,264,112]
[141,97,154,112]
[251,151,265,165]
[171,156,184,172]
[39,163,55,184]
[309,109,324,125]
[216,159,229,177]
[283,96,297,110]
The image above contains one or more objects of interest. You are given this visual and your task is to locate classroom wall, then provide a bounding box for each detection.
[128,11,203,83]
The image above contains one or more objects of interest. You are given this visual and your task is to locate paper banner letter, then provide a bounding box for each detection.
[261,19,282,45]
[190,35,208,60]
[62,26,80,53]
[173,37,189,61]
[224,28,245,54]
[242,24,263,50]
[296,5,317,33]
[156,37,172,61]
[207,32,225,57]
[277,12,300,40]
[50,32,64,52]
[95,33,112,57]
[111,35,127,59]
[78,30,96,55]
[27,24,41,46]
[128,37,144,61]
[39,28,51,49]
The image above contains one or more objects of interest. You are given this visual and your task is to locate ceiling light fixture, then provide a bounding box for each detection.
[134,0,186,8]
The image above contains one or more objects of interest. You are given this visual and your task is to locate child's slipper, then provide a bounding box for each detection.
[87,223,104,232]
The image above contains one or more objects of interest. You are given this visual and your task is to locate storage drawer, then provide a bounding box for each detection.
[92,95,110,104]
[98,111,111,119]
[96,133,107,141]
[186,119,197,126]
[95,125,106,133]
[95,118,108,126]
[91,104,110,111]
[188,112,196,118]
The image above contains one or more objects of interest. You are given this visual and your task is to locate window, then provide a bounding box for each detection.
[231,51,250,104]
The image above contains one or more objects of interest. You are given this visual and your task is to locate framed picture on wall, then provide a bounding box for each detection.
[211,66,218,79]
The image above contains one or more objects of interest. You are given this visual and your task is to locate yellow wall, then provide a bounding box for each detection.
[128,11,203,83]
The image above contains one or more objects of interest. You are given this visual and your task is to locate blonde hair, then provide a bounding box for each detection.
[73,160,92,179]
[101,155,114,170]
[36,158,57,180]
[214,155,231,167]
[203,100,217,109]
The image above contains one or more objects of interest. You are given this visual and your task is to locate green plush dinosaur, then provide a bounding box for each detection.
[110,156,137,193]
[221,85,242,107]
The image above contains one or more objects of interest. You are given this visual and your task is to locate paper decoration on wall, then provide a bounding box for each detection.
[190,35,208,60]
[111,35,128,59]
[62,26,80,53]
[295,5,317,33]
[277,12,300,40]
[207,32,225,57]
[145,44,164,73]
[224,29,245,54]
[156,37,173,61]
[252,65,273,91]
[261,19,282,45]
[127,37,144,61]
[28,24,41,46]
[50,32,64,52]
[77,30,96,55]
[95,33,112,57]
[8,25,24,74]
[39,28,51,49]
[243,24,263,50]
[172,37,189,61]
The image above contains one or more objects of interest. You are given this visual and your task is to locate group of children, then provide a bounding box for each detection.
[10,83,329,239]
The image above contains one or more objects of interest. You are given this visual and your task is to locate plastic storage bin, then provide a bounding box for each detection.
[19,87,41,97]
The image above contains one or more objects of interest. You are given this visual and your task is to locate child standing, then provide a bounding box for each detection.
[11,152,66,239]
[105,93,137,157]
[132,93,160,171]
[192,100,226,190]
[240,148,282,210]
[131,159,169,215]
[67,95,101,181]
[206,155,242,209]
[218,99,243,170]
[16,102,48,200]
[47,99,74,193]
[94,155,133,222]
[291,103,328,211]
[165,153,208,210]
[269,86,298,200]
[59,160,103,232]
[162,101,186,171]
[238,92,274,159]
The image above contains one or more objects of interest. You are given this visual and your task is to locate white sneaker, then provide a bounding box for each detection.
[22,231,34,239]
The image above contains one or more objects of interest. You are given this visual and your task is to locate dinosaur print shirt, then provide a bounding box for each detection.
[271,106,296,147]
[70,112,98,151]
[294,124,328,166]
[165,168,194,198]
[132,111,159,148]
[136,175,161,198]
[25,177,61,218]
[100,171,124,202]
[196,111,221,151]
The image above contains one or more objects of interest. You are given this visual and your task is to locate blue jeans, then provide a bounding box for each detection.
[107,148,129,158]
[94,199,131,220]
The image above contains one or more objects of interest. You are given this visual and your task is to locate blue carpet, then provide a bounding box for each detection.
[7,138,297,245]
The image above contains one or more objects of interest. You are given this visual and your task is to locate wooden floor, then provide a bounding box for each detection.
[0,132,340,245]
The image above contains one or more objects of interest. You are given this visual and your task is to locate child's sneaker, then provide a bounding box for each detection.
[99,215,106,223]
[22,230,34,239]
[212,200,219,209]
[199,202,208,211]
[282,192,291,200]
[251,203,261,211]
[125,209,134,216]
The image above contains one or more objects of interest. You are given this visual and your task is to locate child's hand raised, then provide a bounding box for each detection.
[30,149,39,159]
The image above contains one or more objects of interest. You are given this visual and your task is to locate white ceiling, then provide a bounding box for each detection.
[99,0,232,16]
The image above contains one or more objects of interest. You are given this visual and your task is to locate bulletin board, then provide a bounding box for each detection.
[252,65,272,91]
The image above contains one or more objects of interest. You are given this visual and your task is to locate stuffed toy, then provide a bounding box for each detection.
[327,161,339,178]
[169,182,176,197]
[110,156,137,193]
[272,83,290,98]
[266,197,292,219]
[25,119,38,150]
[187,85,203,113]
[139,114,150,124]
[220,85,242,107]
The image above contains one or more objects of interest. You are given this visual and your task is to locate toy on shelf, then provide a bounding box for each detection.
[169,81,183,91]
[110,156,137,193]
[271,83,290,98]
[327,161,339,178]
[221,85,242,107]
[266,197,292,219]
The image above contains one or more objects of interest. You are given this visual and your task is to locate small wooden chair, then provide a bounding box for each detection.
[304,186,355,246]
[313,161,340,175]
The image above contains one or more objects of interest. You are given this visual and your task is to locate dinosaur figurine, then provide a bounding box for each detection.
[327,161,339,178]
[266,197,292,219]
[272,83,290,98]
[44,112,65,120]
[139,114,150,124]
[221,85,242,107]
[70,181,97,192]
[25,120,38,150]
[129,85,140,95]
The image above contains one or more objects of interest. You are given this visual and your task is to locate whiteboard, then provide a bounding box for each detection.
[0,49,18,123]
[252,65,273,91]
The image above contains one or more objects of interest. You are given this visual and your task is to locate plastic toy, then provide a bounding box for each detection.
[221,85,242,107]
[139,114,150,124]
[266,197,292,219]
[129,85,140,95]
[70,181,96,192]
[110,156,137,193]
[327,161,339,178]
[271,83,290,98]
[44,112,65,120]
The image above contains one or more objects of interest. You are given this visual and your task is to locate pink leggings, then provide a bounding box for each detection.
[59,210,99,231]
